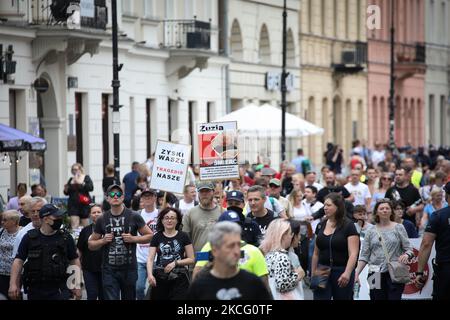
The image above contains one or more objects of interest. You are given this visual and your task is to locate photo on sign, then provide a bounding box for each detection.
[210,132,238,159]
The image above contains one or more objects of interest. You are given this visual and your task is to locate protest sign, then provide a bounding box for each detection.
[198,121,239,180]
[149,140,191,194]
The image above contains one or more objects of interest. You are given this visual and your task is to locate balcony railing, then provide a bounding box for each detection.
[163,19,211,50]
[332,41,367,74]
[30,0,107,30]
[395,42,425,64]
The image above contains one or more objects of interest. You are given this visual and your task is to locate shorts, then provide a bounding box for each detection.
[67,206,90,219]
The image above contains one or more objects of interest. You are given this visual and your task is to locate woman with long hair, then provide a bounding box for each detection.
[260,219,304,300]
[147,208,194,300]
[64,163,94,230]
[355,199,413,300]
[311,193,360,300]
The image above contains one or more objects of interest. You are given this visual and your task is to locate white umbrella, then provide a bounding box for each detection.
[214,103,324,137]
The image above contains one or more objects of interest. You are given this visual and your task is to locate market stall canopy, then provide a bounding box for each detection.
[214,103,324,137]
[0,123,46,152]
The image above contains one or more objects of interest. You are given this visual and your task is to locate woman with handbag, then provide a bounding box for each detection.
[260,219,305,300]
[147,207,195,300]
[355,199,413,300]
[64,163,94,230]
[311,193,360,300]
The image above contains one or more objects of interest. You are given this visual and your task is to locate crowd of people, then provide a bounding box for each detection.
[0,141,449,301]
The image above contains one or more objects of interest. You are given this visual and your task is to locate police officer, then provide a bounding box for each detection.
[222,190,261,246]
[415,182,450,300]
[8,204,82,300]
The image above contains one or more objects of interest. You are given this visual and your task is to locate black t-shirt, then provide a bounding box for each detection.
[150,231,192,269]
[19,216,31,227]
[315,219,359,267]
[425,206,450,264]
[385,184,421,224]
[102,176,116,192]
[188,269,272,300]
[94,208,146,268]
[247,210,277,237]
[16,230,78,262]
[77,224,103,273]
[317,186,351,204]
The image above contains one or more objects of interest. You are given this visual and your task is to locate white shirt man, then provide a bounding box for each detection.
[175,184,198,216]
[345,170,372,210]
[371,143,386,167]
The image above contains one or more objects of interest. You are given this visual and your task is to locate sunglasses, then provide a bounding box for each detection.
[381,177,392,180]
[108,191,123,198]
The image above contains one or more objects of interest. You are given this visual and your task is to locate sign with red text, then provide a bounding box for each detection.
[150,140,191,194]
[198,121,239,180]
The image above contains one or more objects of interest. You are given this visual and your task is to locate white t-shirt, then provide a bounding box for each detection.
[178,199,196,216]
[345,182,371,206]
[292,200,323,233]
[371,150,385,166]
[12,222,35,258]
[136,208,159,264]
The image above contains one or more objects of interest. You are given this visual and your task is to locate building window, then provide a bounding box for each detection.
[144,0,154,18]
[321,0,326,35]
[429,95,435,142]
[230,19,243,60]
[258,24,271,64]
[308,0,313,33]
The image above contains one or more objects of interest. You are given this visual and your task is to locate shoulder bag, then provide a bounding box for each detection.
[375,227,410,284]
[310,226,333,290]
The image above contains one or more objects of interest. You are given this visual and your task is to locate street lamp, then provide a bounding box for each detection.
[280,0,287,161]
[388,0,396,151]
[111,0,122,184]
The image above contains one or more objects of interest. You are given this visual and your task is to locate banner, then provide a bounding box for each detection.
[356,237,435,300]
[198,121,239,180]
[149,140,191,194]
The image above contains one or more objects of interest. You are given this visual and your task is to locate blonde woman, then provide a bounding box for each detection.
[0,210,20,299]
[260,219,304,300]
[420,188,448,230]
[64,163,94,229]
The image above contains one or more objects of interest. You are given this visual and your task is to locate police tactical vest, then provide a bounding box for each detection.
[23,229,70,285]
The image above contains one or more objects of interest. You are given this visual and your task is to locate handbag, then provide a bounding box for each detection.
[375,227,410,284]
[78,194,91,205]
[311,230,334,290]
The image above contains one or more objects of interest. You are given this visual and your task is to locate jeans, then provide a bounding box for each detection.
[313,266,354,300]
[83,270,103,300]
[102,265,138,300]
[136,262,148,300]
[308,236,316,275]
[369,272,404,300]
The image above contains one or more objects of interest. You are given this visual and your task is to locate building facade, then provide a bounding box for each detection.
[367,0,426,148]
[0,0,228,201]
[424,0,450,146]
[300,0,368,168]
[228,0,301,169]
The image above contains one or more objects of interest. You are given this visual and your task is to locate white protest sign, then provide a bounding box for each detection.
[149,140,191,194]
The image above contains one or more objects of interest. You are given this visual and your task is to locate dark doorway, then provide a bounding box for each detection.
[75,93,83,165]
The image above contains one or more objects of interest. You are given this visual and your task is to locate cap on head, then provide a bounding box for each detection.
[261,167,276,176]
[39,204,63,219]
[196,181,215,191]
[106,184,123,194]
[218,210,242,223]
[269,178,281,187]
[226,190,245,202]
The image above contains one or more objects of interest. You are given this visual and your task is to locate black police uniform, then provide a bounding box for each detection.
[16,228,78,300]
[424,205,450,300]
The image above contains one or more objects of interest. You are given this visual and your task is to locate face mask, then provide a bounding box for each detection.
[227,206,243,216]
[50,219,63,231]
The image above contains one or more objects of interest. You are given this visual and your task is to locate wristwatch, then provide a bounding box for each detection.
[174,260,178,267]
[415,271,424,276]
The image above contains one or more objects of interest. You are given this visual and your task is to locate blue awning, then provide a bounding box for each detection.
[0,123,46,152]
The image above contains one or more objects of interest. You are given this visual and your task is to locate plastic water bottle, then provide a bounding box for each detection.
[353,282,360,300]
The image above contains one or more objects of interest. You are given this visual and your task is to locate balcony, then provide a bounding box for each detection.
[394,42,426,80]
[332,41,367,74]
[163,19,211,50]
[162,19,216,80]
